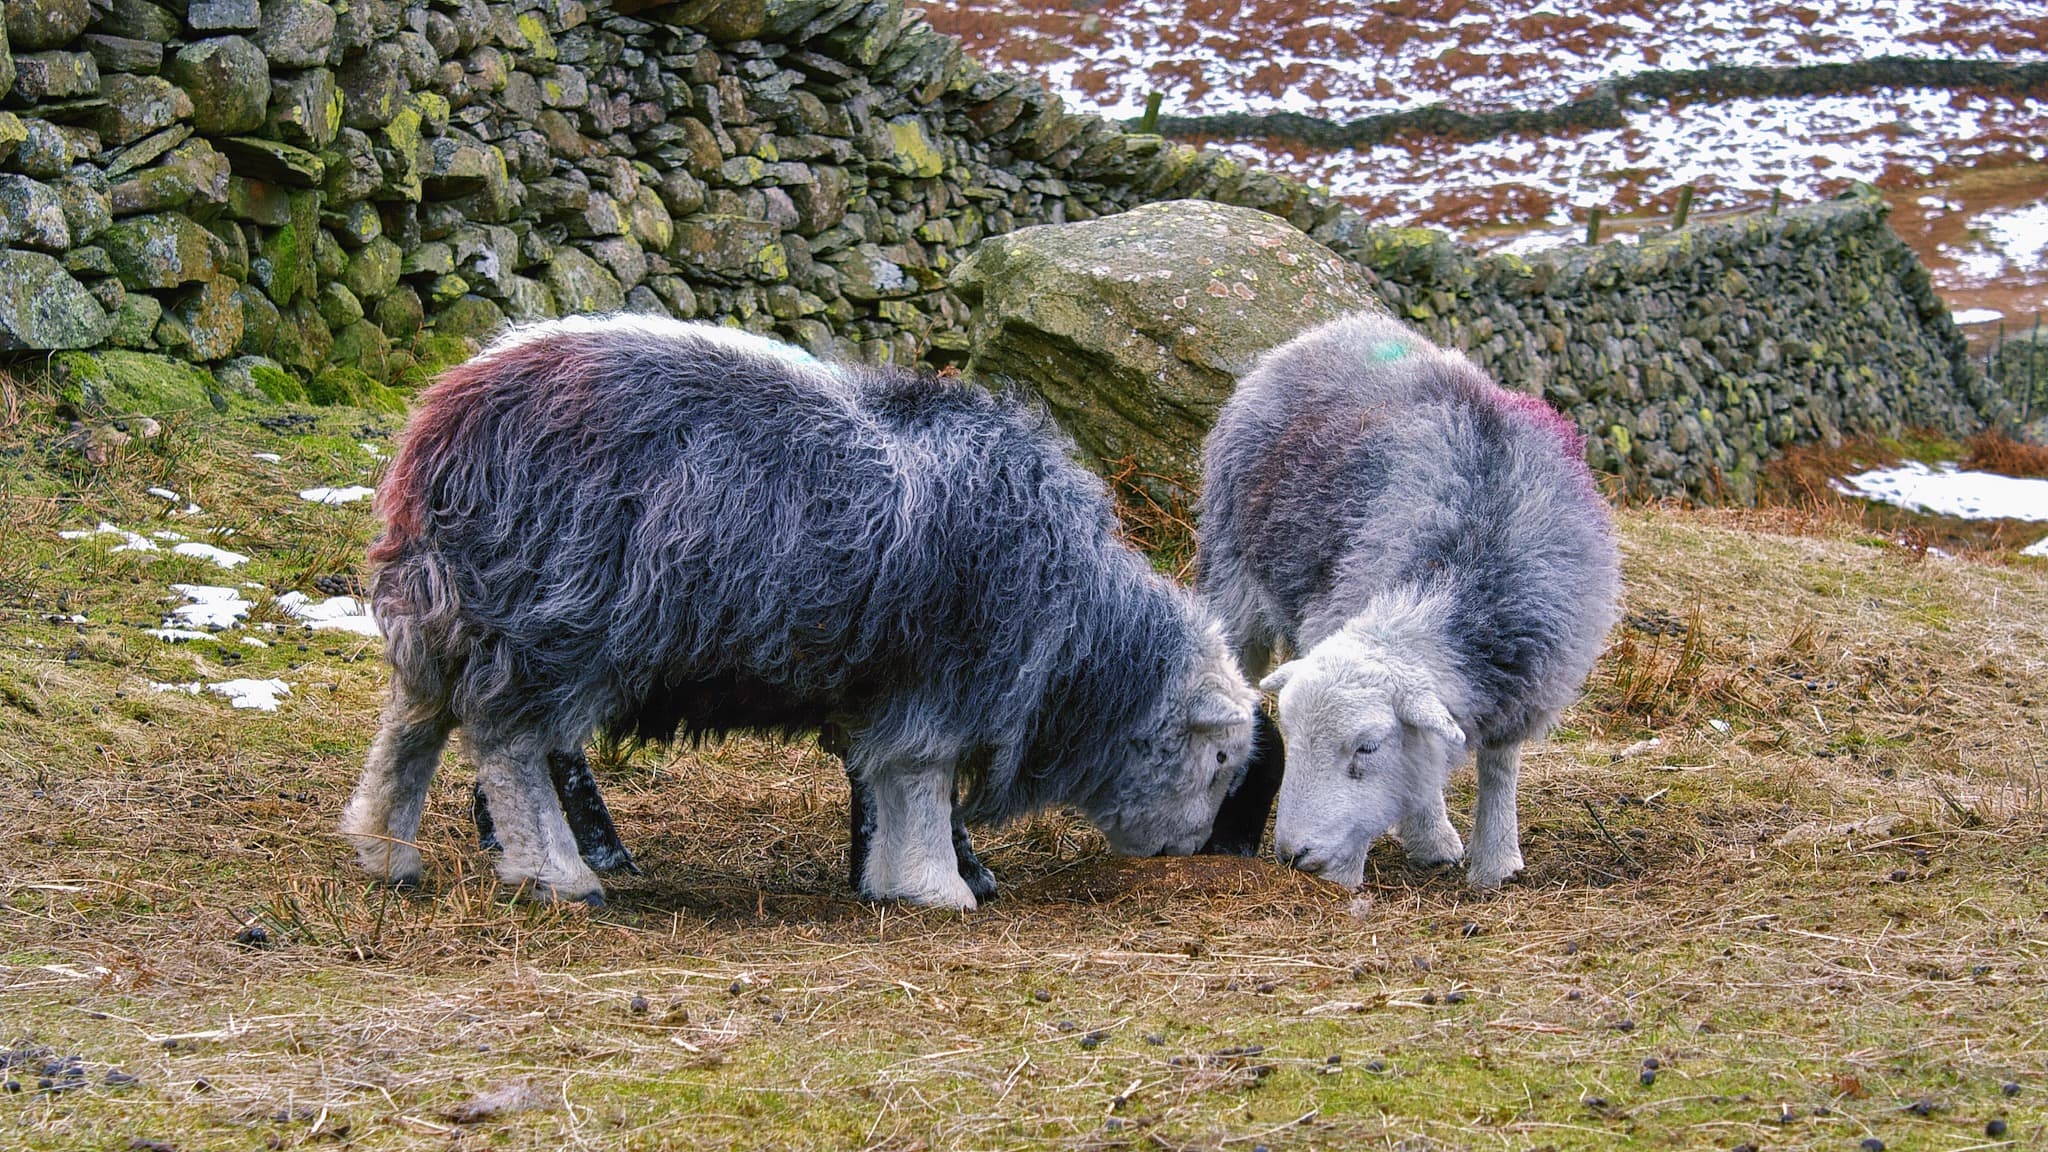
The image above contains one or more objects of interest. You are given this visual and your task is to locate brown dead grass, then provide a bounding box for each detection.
[3,389,2047,1149]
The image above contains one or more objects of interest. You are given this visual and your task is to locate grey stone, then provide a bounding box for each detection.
[217,136,326,186]
[11,52,101,102]
[100,211,219,289]
[98,0,183,43]
[104,124,192,179]
[542,246,623,314]
[671,215,785,282]
[325,200,381,247]
[97,75,195,147]
[338,42,408,130]
[57,180,113,243]
[109,138,232,214]
[84,35,167,75]
[590,236,648,291]
[955,199,1385,494]
[499,274,556,321]
[256,0,337,68]
[172,37,271,136]
[6,0,92,52]
[11,119,78,178]
[162,275,244,360]
[434,293,503,340]
[342,234,401,299]
[108,292,164,348]
[0,176,71,251]
[267,67,341,149]
[0,250,110,350]
[188,0,263,32]
[373,282,423,338]
[317,279,363,328]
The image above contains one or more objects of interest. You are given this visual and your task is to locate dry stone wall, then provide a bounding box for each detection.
[0,0,1999,497]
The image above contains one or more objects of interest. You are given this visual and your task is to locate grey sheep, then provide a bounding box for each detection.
[1198,312,1620,890]
[342,316,1258,909]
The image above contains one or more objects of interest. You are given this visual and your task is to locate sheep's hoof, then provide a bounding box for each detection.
[959,858,998,904]
[863,868,978,911]
[581,842,641,877]
[1465,855,1526,892]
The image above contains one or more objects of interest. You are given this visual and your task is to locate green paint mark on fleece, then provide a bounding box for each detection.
[1371,340,1408,362]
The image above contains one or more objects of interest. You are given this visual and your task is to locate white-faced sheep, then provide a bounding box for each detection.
[342,315,1258,910]
[1197,313,1620,890]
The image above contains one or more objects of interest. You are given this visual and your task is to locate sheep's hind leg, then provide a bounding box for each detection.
[858,758,977,910]
[470,725,606,906]
[952,806,997,904]
[340,678,455,888]
[1467,742,1526,890]
[473,750,638,874]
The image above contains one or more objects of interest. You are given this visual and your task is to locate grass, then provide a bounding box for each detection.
[2,375,2047,1151]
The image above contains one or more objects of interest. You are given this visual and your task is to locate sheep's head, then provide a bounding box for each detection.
[1264,631,1466,887]
[1089,621,1258,857]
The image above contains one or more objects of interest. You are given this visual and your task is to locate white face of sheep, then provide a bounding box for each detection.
[1264,638,1467,888]
[1089,627,1259,857]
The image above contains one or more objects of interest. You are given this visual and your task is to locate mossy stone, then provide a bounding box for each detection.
[54,350,222,413]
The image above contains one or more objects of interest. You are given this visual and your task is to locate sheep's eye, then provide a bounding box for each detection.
[1355,743,1379,758]
[1215,750,1228,765]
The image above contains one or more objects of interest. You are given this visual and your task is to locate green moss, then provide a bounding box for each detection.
[53,351,223,414]
[251,362,307,404]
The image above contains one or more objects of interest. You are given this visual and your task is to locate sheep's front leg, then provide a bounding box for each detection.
[1397,789,1465,869]
[471,727,606,906]
[848,765,993,903]
[474,750,638,874]
[859,760,977,910]
[1467,742,1526,890]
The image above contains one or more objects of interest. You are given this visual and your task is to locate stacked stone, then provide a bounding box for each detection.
[0,0,1999,497]
[1322,190,2001,500]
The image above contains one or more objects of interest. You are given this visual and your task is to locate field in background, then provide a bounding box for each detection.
[926,1,2048,340]
[2,375,2047,1150]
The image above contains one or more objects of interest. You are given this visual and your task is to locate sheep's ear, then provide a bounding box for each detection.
[1397,690,1466,747]
[1188,688,1250,732]
[1259,661,1305,694]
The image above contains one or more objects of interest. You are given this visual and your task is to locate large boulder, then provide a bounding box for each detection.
[953,199,1386,497]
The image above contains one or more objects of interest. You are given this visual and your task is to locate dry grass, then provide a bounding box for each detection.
[3,380,2048,1150]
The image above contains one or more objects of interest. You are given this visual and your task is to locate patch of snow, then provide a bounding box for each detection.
[151,530,190,542]
[299,486,377,505]
[1952,308,2005,325]
[151,678,293,711]
[361,442,386,458]
[171,542,250,570]
[146,629,216,643]
[2024,535,2048,557]
[147,487,180,502]
[241,636,271,648]
[254,452,283,463]
[1978,200,2048,270]
[208,678,292,711]
[60,522,157,553]
[166,584,254,629]
[276,591,382,638]
[1834,462,2048,521]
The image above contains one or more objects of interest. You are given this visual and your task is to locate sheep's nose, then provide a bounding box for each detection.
[1274,845,1303,869]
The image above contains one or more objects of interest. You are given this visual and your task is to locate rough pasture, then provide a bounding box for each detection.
[2,384,2047,1151]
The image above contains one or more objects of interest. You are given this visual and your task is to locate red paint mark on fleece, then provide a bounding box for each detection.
[1488,383,1586,460]
[369,338,584,564]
